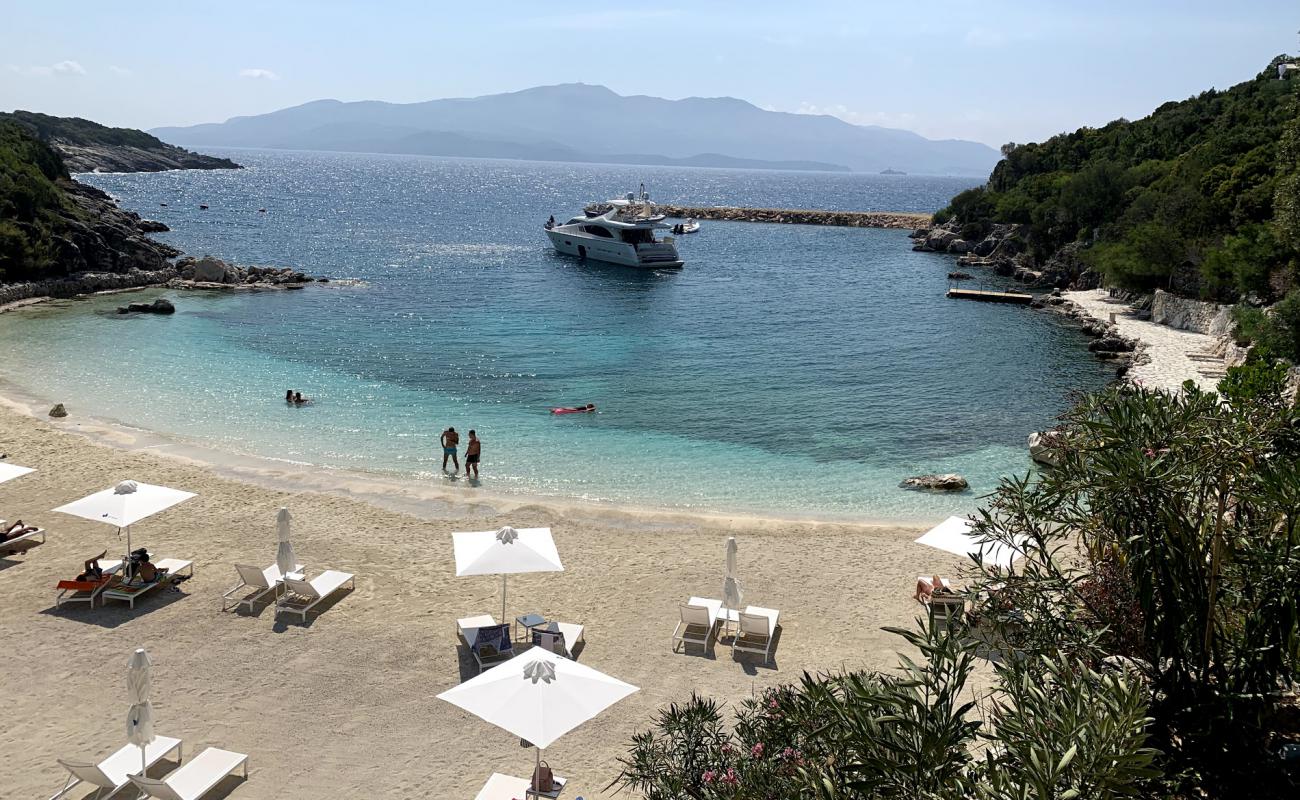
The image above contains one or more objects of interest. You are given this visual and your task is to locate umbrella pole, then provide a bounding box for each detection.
[502,574,508,626]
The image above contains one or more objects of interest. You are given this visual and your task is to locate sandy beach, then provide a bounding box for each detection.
[0,396,988,799]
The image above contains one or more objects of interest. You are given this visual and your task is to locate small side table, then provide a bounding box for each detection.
[515,613,548,642]
[526,775,567,799]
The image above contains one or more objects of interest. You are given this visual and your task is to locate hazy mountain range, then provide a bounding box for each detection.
[152,84,999,176]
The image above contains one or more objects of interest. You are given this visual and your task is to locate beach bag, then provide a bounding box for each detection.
[532,760,554,792]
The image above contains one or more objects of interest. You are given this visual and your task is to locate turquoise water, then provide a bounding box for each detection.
[0,151,1113,520]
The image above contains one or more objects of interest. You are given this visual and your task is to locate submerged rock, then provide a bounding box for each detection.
[118,298,175,315]
[137,219,169,233]
[900,473,969,492]
[1028,430,1065,468]
[48,403,68,418]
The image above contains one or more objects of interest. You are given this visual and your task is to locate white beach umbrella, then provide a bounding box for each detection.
[437,647,638,773]
[453,526,563,623]
[0,462,35,485]
[915,516,1025,570]
[126,648,155,777]
[54,480,195,559]
[275,507,297,577]
[722,536,743,624]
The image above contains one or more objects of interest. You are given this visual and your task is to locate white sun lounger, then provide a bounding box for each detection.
[0,526,45,554]
[101,558,194,610]
[50,736,182,800]
[276,570,354,621]
[128,747,248,800]
[673,596,722,653]
[474,771,567,800]
[221,562,305,612]
[733,606,780,664]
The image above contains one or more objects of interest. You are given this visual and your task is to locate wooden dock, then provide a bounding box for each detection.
[947,288,1034,305]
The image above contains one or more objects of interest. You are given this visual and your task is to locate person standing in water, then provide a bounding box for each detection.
[441,427,460,473]
[465,430,481,479]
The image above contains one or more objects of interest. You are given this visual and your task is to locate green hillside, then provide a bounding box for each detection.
[0,119,74,280]
[0,110,168,149]
[940,56,1299,301]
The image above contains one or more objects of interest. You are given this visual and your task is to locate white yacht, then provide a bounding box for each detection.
[545,187,684,269]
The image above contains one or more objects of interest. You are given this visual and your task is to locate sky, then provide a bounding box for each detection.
[1,1,1295,148]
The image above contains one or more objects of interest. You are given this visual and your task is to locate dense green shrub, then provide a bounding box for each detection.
[1233,289,1300,362]
[960,221,988,242]
[0,120,75,281]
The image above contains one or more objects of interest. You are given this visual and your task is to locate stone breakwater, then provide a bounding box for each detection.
[659,206,932,229]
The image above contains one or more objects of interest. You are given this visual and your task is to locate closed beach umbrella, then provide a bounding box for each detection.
[275,507,297,577]
[54,480,195,560]
[915,516,1025,570]
[0,462,35,485]
[453,526,563,623]
[126,648,155,776]
[722,536,743,631]
[437,647,637,774]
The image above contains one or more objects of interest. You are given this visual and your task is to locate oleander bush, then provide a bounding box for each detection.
[621,381,1300,798]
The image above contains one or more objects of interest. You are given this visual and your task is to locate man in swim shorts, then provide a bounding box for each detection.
[441,427,460,473]
[465,430,481,479]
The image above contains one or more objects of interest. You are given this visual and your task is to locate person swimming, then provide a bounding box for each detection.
[293,391,312,405]
[285,389,294,403]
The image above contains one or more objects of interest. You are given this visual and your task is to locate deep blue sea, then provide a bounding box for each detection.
[0,150,1114,520]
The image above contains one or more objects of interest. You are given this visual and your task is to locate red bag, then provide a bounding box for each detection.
[531,760,554,792]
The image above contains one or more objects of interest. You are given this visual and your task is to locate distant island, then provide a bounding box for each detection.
[151,83,1000,176]
[879,168,907,175]
[0,110,241,173]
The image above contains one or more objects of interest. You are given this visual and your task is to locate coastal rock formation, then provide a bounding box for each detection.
[174,257,315,288]
[0,110,241,173]
[658,206,931,230]
[118,298,175,315]
[1149,289,1232,336]
[1028,430,1065,467]
[899,473,969,492]
[48,404,67,418]
[137,220,169,233]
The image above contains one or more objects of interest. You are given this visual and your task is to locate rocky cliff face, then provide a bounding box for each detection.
[910,221,1100,290]
[56,140,241,173]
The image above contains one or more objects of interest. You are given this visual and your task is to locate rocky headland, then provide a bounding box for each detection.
[0,110,240,173]
[910,221,1101,291]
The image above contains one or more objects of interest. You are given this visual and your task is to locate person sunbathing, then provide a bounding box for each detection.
[136,557,168,583]
[76,550,109,581]
[914,574,952,603]
[2,520,38,540]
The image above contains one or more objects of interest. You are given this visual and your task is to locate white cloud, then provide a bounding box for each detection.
[109,65,133,77]
[239,68,280,80]
[793,102,918,131]
[8,60,86,78]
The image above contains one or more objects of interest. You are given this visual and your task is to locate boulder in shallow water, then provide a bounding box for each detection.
[899,473,968,492]
[1028,430,1065,467]
[118,298,175,315]
[48,403,68,418]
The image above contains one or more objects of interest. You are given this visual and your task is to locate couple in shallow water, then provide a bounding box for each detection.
[283,389,312,406]
[441,427,481,479]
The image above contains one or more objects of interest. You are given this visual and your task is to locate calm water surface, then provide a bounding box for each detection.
[0,151,1112,520]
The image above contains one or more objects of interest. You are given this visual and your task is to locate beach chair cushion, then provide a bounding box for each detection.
[129,746,247,800]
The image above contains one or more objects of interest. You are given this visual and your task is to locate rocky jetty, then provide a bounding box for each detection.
[659,206,931,230]
[173,256,318,288]
[899,473,969,492]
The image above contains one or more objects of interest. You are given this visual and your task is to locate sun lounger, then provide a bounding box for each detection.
[673,596,722,653]
[474,771,568,800]
[50,736,182,800]
[531,621,585,657]
[457,614,497,647]
[471,623,514,673]
[928,595,966,630]
[221,562,305,612]
[276,569,354,621]
[128,747,248,800]
[55,559,124,608]
[0,526,45,554]
[733,606,780,663]
[101,559,194,610]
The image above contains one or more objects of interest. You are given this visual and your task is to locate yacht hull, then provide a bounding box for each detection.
[546,229,683,269]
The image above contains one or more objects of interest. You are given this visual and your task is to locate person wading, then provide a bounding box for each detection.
[441,427,461,473]
[465,430,482,479]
